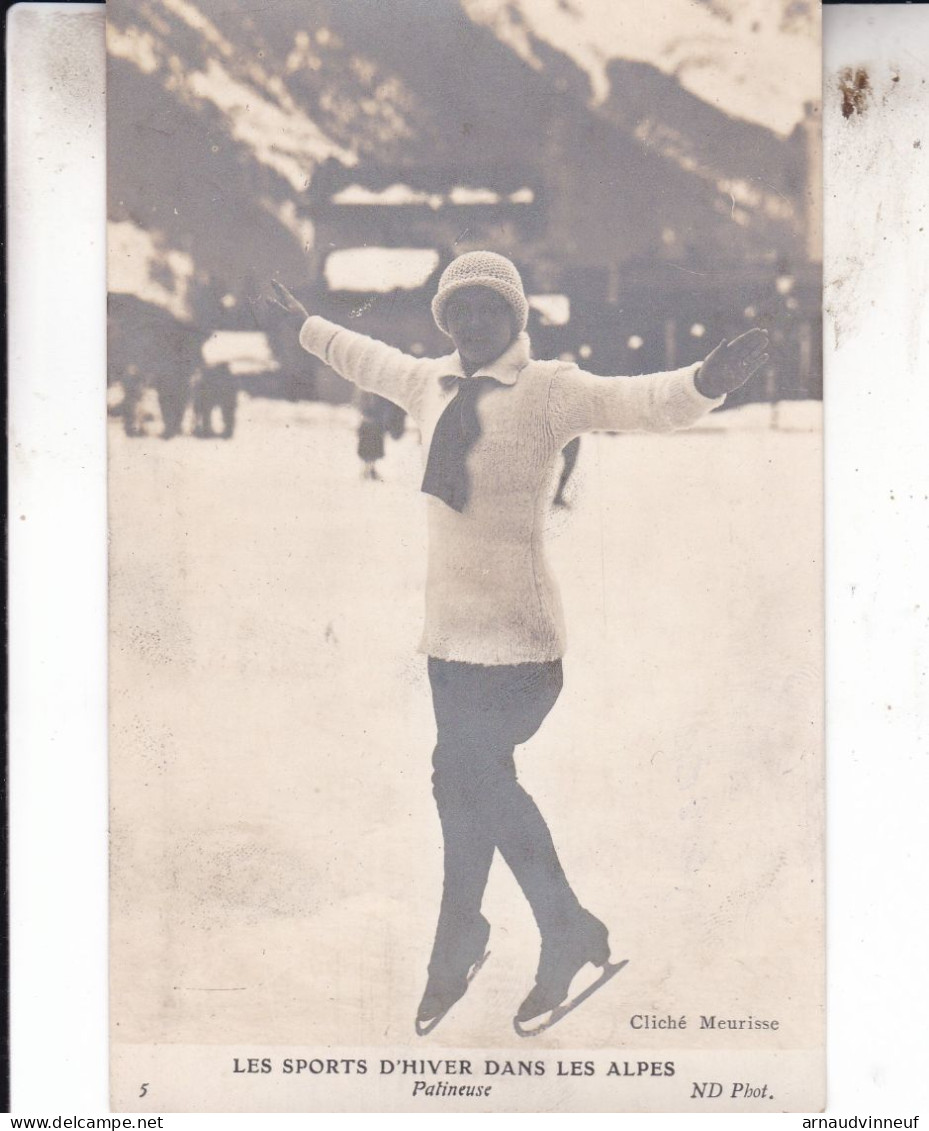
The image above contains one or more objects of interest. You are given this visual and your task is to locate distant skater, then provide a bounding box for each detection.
[193,363,239,439]
[356,391,406,480]
[153,369,190,440]
[553,436,580,508]
[271,252,767,1035]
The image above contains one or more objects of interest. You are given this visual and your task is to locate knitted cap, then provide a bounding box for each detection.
[431,251,529,336]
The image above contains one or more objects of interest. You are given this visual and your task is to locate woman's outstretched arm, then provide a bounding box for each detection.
[270,280,433,420]
[548,328,769,443]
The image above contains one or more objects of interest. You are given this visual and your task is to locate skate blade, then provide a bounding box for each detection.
[513,959,629,1038]
[414,950,491,1037]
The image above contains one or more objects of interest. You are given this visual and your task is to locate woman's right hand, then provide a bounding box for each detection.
[269,279,310,320]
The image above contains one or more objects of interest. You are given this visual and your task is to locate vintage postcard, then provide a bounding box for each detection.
[106,0,824,1112]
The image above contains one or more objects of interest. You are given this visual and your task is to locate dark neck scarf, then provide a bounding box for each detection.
[421,376,496,512]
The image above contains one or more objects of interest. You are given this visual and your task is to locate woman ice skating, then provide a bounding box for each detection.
[270,252,768,1036]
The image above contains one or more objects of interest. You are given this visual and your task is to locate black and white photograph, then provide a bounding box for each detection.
[103,0,824,1112]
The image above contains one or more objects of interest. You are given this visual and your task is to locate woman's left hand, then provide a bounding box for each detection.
[695,328,769,398]
[269,279,310,320]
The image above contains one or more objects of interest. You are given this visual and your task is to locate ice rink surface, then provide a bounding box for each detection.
[109,397,822,1051]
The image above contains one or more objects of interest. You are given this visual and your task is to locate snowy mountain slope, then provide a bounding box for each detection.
[461,0,821,136]
[106,0,817,326]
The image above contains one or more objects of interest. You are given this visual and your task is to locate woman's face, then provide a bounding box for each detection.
[444,286,517,369]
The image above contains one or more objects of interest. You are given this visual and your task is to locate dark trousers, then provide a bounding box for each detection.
[427,657,583,964]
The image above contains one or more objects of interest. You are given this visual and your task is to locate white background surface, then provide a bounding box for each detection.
[6,1,929,1124]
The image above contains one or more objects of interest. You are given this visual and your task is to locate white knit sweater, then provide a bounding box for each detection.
[299,317,724,665]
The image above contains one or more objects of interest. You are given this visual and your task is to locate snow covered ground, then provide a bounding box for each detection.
[109,396,822,1052]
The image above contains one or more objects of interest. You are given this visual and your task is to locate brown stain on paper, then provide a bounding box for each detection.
[839,66,872,119]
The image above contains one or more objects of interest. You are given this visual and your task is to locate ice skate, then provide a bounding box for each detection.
[415,916,491,1036]
[513,958,628,1036]
[513,912,626,1037]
